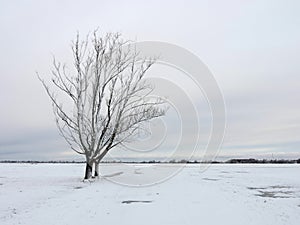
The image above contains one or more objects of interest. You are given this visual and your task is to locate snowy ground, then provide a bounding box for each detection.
[0,163,300,225]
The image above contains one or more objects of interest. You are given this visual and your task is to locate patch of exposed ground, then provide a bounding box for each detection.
[255,190,294,198]
[74,186,83,189]
[248,187,268,190]
[248,185,295,198]
[122,200,153,204]
[202,178,219,181]
[269,185,292,189]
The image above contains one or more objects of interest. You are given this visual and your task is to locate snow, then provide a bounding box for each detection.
[0,163,300,225]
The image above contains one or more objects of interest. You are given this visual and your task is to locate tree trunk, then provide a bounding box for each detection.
[94,162,99,177]
[84,162,93,179]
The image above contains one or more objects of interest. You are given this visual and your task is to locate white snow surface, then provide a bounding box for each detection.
[0,163,300,225]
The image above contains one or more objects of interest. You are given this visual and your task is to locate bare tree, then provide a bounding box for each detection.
[38,31,166,179]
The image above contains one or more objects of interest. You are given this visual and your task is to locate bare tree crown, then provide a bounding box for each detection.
[38,31,166,168]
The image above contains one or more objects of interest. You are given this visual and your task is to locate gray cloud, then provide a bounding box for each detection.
[0,0,299,160]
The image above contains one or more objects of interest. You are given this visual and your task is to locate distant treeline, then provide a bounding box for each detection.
[224,158,300,164]
[139,158,300,164]
[0,160,85,164]
[1,158,300,164]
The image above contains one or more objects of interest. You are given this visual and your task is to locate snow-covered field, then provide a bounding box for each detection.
[0,163,299,225]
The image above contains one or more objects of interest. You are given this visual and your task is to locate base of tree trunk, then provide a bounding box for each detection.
[94,163,99,177]
[84,163,93,179]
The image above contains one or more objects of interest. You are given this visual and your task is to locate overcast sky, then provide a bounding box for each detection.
[0,0,299,161]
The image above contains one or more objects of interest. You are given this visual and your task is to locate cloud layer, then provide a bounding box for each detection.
[0,0,299,160]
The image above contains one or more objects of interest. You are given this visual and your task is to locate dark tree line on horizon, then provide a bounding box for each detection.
[1,158,300,164]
